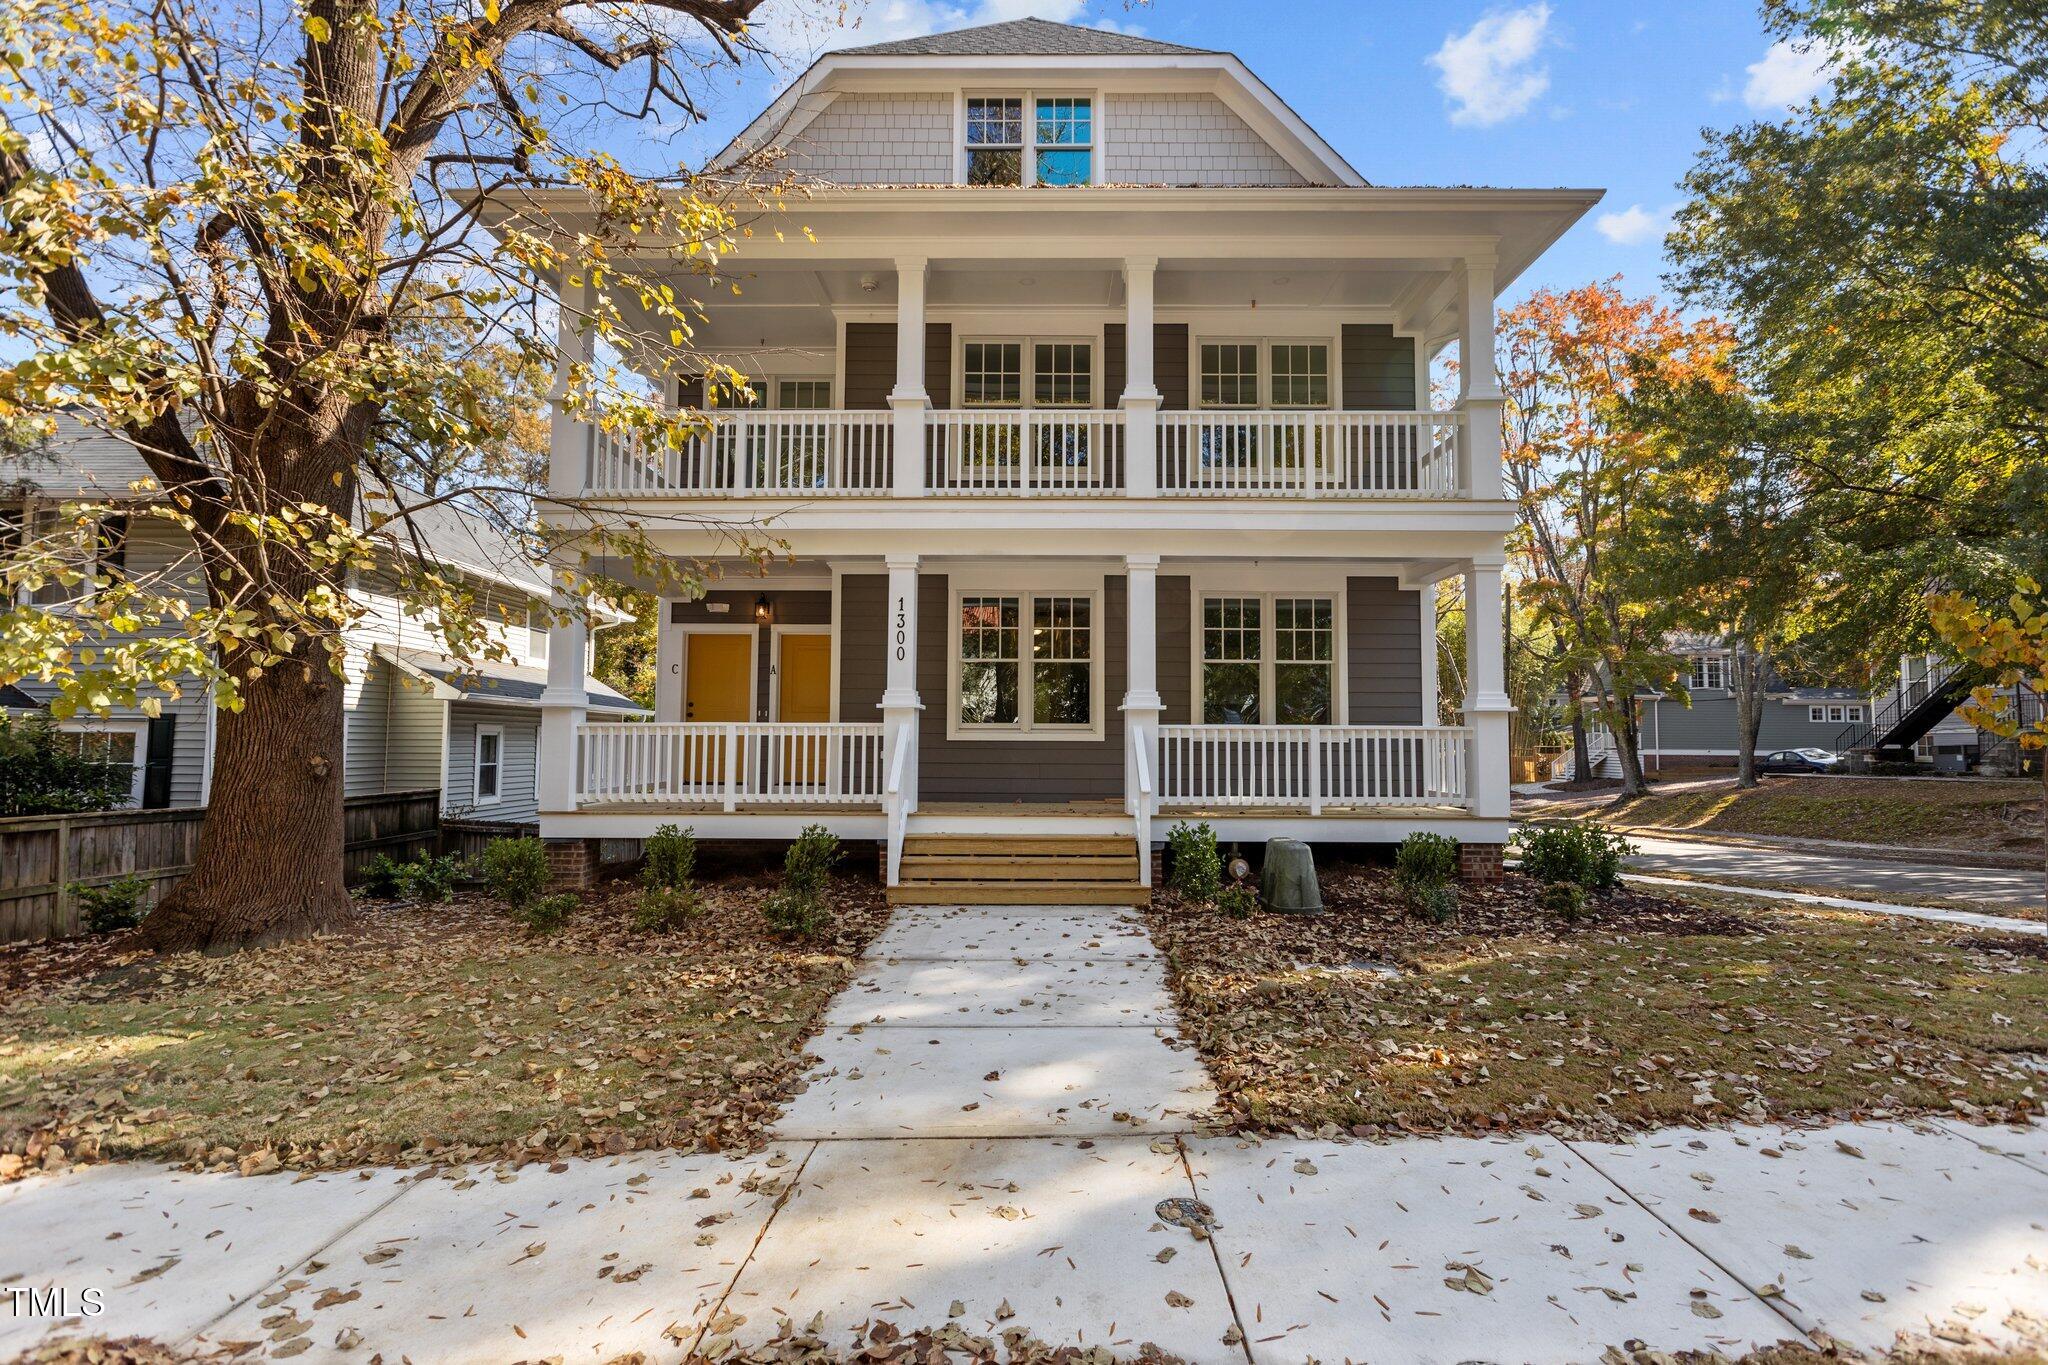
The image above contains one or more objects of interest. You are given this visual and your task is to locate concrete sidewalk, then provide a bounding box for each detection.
[6,903,2047,1363]
[1620,831,2045,910]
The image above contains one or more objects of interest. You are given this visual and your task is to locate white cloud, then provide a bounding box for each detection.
[1595,202,1673,246]
[1427,4,1553,128]
[1742,39,1844,111]
[754,0,1116,61]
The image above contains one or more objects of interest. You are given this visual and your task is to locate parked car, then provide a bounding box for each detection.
[1757,748,1842,774]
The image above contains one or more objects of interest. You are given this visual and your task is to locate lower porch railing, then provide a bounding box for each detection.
[576,722,887,808]
[1157,724,1472,811]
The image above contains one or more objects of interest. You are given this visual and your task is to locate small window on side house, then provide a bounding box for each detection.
[474,725,503,805]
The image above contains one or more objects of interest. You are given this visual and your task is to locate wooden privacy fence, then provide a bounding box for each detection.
[1,789,441,943]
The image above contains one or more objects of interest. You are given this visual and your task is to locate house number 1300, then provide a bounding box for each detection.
[893,596,908,661]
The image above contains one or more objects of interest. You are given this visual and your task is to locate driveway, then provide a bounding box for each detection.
[5,902,2047,1362]
[1620,831,2046,910]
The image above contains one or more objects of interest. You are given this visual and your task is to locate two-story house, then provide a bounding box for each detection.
[486,18,1602,902]
[3,414,645,821]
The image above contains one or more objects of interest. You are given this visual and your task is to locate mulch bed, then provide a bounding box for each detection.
[1148,863,1755,979]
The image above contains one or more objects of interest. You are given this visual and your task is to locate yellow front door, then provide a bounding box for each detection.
[778,632,832,785]
[684,633,752,783]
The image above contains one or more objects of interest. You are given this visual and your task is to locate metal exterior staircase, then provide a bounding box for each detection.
[1837,659,1987,758]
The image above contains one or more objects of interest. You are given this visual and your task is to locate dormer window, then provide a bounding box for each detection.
[965,97,1024,185]
[1034,98,1092,185]
[964,94,1093,186]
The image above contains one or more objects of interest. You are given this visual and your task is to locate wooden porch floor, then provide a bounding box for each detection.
[574,798,1472,819]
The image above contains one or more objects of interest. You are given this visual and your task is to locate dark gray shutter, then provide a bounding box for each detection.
[143,714,175,809]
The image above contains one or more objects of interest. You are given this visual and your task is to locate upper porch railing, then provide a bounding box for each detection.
[581,408,1464,500]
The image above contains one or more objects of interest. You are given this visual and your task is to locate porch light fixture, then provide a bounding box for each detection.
[753,594,773,623]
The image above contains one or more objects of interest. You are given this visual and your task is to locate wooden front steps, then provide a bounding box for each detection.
[888,834,1151,907]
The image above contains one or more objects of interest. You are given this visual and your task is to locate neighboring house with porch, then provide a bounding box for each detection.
[485,17,1601,902]
[2,414,644,819]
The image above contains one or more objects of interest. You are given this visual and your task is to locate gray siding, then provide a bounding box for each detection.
[671,590,831,720]
[844,323,952,409]
[1645,694,1872,755]
[776,93,953,185]
[837,574,888,720]
[1158,576,1192,724]
[344,656,392,797]
[917,573,1126,802]
[446,704,539,821]
[1102,94,1309,186]
[386,673,445,791]
[1341,325,1418,411]
[1346,577,1424,724]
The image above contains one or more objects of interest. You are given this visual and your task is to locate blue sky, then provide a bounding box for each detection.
[679,0,1841,307]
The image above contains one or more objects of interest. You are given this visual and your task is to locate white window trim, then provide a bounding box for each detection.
[1192,589,1347,727]
[957,90,1101,188]
[472,723,505,807]
[1193,335,1338,411]
[1690,654,1729,691]
[946,585,1105,741]
[57,717,148,806]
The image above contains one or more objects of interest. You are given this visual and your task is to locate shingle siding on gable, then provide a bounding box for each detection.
[1103,94,1307,186]
[780,93,953,185]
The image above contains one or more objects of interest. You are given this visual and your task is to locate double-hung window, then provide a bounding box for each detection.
[964,95,1093,186]
[1690,655,1728,690]
[1809,703,1864,724]
[954,591,1098,735]
[1201,593,1337,725]
[473,724,504,806]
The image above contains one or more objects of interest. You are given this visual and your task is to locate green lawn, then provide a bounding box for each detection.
[1600,776,2043,856]
[0,875,887,1176]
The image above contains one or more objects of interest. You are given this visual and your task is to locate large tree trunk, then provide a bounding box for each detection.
[1732,640,1766,790]
[1568,678,1590,781]
[139,639,353,952]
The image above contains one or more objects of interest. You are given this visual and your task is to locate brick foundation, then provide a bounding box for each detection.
[1147,845,1164,889]
[545,838,598,890]
[1459,842,1505,886]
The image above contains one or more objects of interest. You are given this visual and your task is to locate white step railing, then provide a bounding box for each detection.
[924,409,1125,495]
[1157,724,1472,811]
[585,412,893,496]
[1157,411,1461,498]
[576,722,887,808]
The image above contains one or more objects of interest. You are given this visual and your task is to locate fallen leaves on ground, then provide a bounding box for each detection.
[1146,861,2046,1141]
[0,873,889,1180]
[689,1315,1190,1363]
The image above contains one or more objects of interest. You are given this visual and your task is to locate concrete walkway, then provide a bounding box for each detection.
[6,904,2048,1362]
[1620,831,2045,910]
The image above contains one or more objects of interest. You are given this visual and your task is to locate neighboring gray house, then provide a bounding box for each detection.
[1558,643,1873,779]
[2,413,647,820]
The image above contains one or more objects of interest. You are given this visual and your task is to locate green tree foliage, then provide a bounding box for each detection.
[1670,0,2048,672]
[1626,374,1823,786]
[595,593,660,711]
[0,712,128,815]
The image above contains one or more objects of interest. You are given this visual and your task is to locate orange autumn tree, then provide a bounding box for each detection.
[1501,279,1737,795]
[1929,582,2048,924]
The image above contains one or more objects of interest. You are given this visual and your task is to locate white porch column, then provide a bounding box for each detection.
[1456,255,1504,500]
[1120,555,1163,817]
[880,553,922,810]
[548,271,591,501]
[536,582,591,815]
[1419,581,1440,724]
[889,258,929,497]
[1462,558,1513,820]
[1121,258,1159,498]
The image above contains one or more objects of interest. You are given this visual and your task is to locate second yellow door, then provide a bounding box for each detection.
[778,633,832,785]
